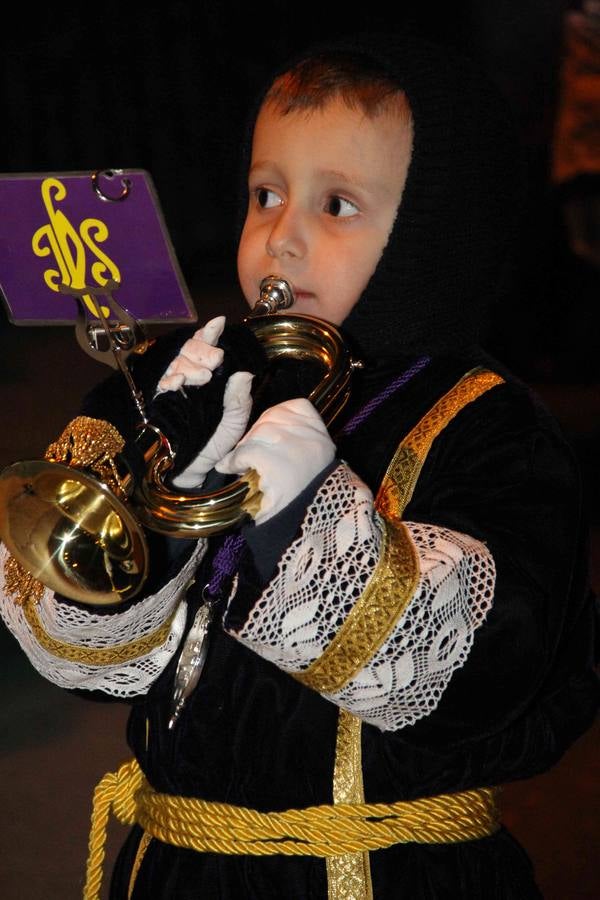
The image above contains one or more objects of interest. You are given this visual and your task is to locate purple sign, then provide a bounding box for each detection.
[0,169,197,324]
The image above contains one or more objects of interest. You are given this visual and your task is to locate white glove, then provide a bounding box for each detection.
[215,398,335,524]
[154,315,254,490]
[156,316,226,393]
[171,371,254,489]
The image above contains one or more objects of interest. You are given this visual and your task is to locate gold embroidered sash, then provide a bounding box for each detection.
[327,368,504,900]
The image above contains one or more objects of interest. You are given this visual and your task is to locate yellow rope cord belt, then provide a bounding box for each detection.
[83,758,500,900]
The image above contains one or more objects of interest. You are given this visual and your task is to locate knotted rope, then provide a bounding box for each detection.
[84,758,499,899]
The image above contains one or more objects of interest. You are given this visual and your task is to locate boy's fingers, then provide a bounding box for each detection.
[156,372,186,393]
[171,373,255,488]
[165,357,213,386]
[156,316,226,395]
[222,371,254,411]
[196,315,226,347]
[212,373,254,448]
[179,340,224,369]
[215,445,251,476]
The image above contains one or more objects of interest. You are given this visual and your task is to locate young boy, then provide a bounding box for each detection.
[1,34,598,899]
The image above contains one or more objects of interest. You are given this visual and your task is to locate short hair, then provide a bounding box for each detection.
[263,52,412,124]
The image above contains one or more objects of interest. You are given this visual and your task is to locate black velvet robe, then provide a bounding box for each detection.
[109,352,599,899]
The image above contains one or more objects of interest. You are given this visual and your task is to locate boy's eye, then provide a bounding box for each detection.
[255,188,282,209]
[325,196,359,218]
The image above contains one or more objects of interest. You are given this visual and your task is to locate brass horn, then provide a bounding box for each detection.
[0,277,361,606]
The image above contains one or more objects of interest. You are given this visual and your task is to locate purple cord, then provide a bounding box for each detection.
[206,533,246,598]
[339,355,431,436]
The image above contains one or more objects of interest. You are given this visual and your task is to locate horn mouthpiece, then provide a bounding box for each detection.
[251,276,295,316]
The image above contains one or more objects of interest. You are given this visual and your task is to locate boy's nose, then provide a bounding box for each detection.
[266,208,307,261]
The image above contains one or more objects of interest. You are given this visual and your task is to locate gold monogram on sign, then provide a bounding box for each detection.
[31,177,121,319]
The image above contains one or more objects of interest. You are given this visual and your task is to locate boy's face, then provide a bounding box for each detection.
[237,95,412,325]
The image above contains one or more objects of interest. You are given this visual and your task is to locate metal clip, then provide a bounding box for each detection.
[59,279,149,423]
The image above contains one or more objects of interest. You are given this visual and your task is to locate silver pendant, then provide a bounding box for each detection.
[168,600,214,730]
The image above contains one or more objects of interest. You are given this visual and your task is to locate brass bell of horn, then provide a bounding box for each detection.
[0,276,361,606]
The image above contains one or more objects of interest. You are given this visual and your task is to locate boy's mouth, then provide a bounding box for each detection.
[255,277,314,310]
[291,289,315,303]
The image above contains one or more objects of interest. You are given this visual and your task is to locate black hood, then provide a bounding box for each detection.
[239,33,523,363]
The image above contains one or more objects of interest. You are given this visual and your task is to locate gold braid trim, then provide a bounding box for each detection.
[376,369,505,520]
[21,596,178,666]
[3,415,128,606]
[83,758,500,900]
[294,521,419,694]
[327,710,373,900]
[326,368,505,899]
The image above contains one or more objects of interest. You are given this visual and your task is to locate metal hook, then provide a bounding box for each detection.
[58,279,149,423]
[92,169,132,202]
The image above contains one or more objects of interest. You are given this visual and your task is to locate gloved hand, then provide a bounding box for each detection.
[171,370,253,488]
[156,316,226,394]
[154,316,254,489]
[215,398,336,524]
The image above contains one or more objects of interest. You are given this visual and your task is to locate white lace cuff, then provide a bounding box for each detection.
[227,463,495,731]
[0,541,206,698]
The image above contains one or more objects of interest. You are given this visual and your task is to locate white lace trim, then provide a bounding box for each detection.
[231,464,382,666]
[229,464,495,731]
[328,521,495,730]
[0,541,206,697]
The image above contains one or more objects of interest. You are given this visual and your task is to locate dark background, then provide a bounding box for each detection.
[0,0,597,382]
[0,3,598,898]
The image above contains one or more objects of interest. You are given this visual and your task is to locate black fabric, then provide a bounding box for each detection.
[116,828,542,900]
[111,355,598,900]
[337,35,522,361]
